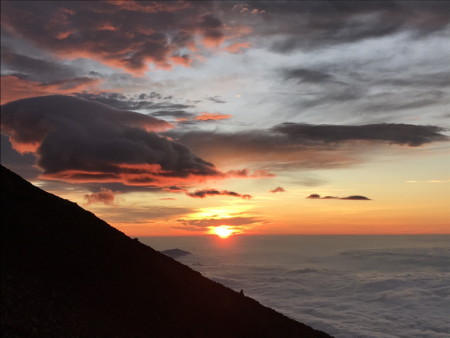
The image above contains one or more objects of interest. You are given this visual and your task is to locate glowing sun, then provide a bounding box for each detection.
[214,226,233,238]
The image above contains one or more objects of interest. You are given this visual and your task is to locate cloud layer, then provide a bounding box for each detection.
[150,236,450,338]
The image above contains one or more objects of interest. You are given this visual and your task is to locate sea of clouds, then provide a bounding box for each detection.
[142,235,450,338]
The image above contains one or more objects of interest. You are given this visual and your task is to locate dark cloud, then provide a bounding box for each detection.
[341,195,371,200]
[73,92,194,112]
[0,2,247,74]
[164,186,185,192]
[307,194,371,200]
[231,2,450,53]
[150,110,196,119]
[1,48,78,82]
[0,95,225,186]
[269,187,285,193]
[84,188,120,206]
[271,123,448,147]
[205,96,226,104]
[186,188,252,200]
[282,68,334,84]
[166,123,448,169]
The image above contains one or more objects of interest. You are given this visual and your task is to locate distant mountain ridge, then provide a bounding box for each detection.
[0,165,333,338]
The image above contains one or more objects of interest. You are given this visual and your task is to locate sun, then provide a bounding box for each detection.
[214,226,233,238]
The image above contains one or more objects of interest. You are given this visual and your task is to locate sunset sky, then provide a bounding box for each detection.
[1,1,449,236]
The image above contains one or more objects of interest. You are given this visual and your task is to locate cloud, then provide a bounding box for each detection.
[194,112,233,121]
[307,194,371,200]
[1,48,79,82]
[0,95,229,186]
[73,93,234,125]
[165,123,448,169]
[163,186,186,192]
[221,42,252,54]
[204,96,226,104]
[84,188,120,205]
[1,2,252,74]
[74,92,194,112]
[341,195,371,200]
[271,123,449,147]
[151,110,196,119]
[160,198,176,200]
[238,2,450,53]
[176,216,261,228]
[226,168,276,178]
[282,68,335,84]
[1,75,102,104]
[185,188,252,200]
[269,187,286,193]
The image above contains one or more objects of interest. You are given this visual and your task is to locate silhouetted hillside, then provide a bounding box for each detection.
[0,165,333,338]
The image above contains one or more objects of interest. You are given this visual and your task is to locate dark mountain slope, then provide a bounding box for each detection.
[0,165,332,338]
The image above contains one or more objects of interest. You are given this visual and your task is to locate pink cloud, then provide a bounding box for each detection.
[84,188,120,205]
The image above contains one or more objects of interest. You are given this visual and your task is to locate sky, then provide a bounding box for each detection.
[1,1,449,236]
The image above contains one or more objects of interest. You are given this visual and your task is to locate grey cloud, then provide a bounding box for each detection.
[89,71,102,77]
[1,95,222,186]
[236,2,450,53]
[73,92,194,112]
[150,110,195,119]
[363,90,446,113]
[272,123,448,147]
[282,68,335,84]
[1,47,79,82]
[205,96,226,104]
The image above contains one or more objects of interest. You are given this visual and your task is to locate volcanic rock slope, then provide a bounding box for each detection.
[1,165,333,338]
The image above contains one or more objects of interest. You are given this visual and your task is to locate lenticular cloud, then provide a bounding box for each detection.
[0,95,224,186]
